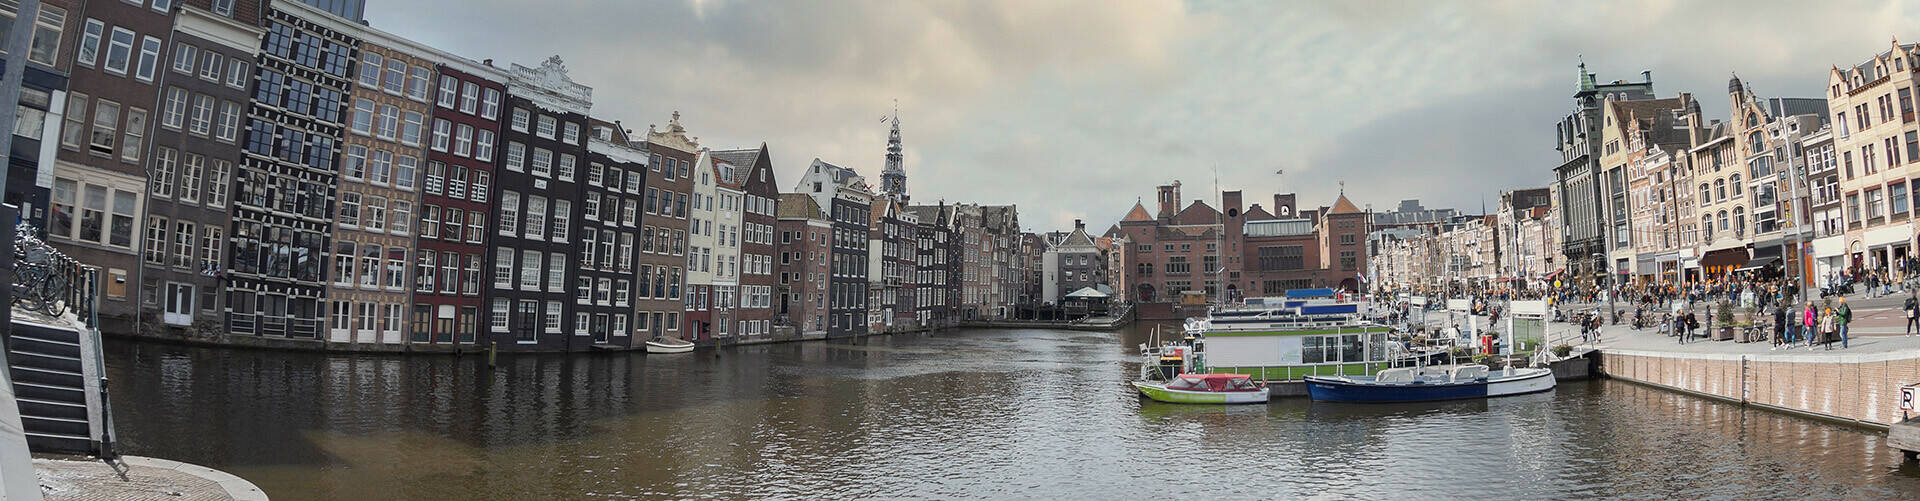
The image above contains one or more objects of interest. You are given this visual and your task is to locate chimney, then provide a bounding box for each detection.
[1074,219,1084,231]
[483,58,493,67]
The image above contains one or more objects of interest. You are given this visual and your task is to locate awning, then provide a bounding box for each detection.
[1699,247,1750,268]
[1736,256,1780,271]
[1544,269,1564,280]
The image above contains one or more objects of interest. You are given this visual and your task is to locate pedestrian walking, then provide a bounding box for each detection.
[1836,297,1852,349]
[1907,293,1919,336]
[1773,303,1787,348]
[1801,302,1816,347]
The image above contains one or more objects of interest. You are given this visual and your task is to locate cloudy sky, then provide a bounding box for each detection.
[367,0,1920,232]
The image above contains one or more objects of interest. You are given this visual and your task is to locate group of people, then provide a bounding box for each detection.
[1770,297,1853,350]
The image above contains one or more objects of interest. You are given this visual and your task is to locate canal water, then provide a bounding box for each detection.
[105,325,1920,500]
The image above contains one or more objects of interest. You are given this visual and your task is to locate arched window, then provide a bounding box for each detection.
[1703,216,1714,240]
[1734,207,1747,236]
[1715,179,1727,201]
[1747,113,1760,129]
[1700,184,1711,205]
[1718,210,1729,231]
[1730,174,1742,196]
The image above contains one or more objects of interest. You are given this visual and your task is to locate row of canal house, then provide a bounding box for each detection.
[7,0,991,352]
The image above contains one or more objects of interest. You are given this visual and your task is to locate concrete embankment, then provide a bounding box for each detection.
[1596,348,1920,429]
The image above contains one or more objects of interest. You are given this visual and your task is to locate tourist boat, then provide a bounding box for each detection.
[1131,373,1271,404]
[644,336,695,354]
[1303,365,1555,403]
[1186,289,1403,382]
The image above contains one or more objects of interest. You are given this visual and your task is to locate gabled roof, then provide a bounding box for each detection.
[1327,194,1363,215]
[1170,200,1220,225]
[1243,205,1275,221]
[777,193,824,220]
[1121,202,1153,222]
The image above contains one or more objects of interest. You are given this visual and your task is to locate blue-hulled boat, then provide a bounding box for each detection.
[1303,365,1555,403]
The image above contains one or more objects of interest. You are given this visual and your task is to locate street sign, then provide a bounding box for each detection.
[1902,385,1917,412]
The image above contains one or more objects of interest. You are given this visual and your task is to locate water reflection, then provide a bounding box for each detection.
[104,325,1920,500]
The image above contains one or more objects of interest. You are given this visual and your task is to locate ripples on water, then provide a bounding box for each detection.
[105,325,1920,500]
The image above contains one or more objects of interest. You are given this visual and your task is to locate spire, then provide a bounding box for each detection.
[881,100,908,203]
[1577,55,1595,93]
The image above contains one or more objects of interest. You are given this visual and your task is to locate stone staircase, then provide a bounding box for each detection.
[5,319,100,454]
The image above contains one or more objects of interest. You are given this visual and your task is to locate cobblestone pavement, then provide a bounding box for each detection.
[34,456,266,501]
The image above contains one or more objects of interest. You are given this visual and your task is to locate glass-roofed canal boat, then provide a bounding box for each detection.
[1135,289,1402,400]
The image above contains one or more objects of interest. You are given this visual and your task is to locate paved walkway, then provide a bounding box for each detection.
[1400,291,1920,359]
[34,456,265,501]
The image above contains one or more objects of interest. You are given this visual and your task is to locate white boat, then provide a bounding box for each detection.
[645,337,695,354]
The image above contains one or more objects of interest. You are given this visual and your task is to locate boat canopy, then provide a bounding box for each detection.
[1285,288,1336,299]
[1167,373,1260,392]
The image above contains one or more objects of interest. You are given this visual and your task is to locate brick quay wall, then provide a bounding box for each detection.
[1596,349,1920,429]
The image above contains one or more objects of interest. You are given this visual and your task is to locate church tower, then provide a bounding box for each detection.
[881,108,908,203]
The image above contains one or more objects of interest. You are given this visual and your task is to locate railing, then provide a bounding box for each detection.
[7,221,115,460]
[9,223,97,322]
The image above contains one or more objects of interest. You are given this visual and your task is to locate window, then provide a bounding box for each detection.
[1848,193,1862,226]
[343,145,367,180]
[61,93,84,149]
[104,27,134,75]
[171,42,197,74]
[187,94,212,136]
[200,226,222,275]
[377,104,400,139]
[460,82,478,114]
[499,191,520,235]
[475,130,494,161]
[438,75,458,108]
[481,89,500,119]
[557,154,576,181]
[206,160,230,208]
[365,196,387,232]
[178,153,203,203]
[537,115,556,138]
[215,101,240,142]
[407,66,431,101]
[351,99,374,134]
[144,216,168,264]
[544,302,563,333]
[552,200,571,241]
[563,122,580,144]
[548,254,565,293]
[1730,174,1742,197]
[200,51,223,82]
[369,149,392,185]
[520,251,543,290]
[1895,182,1911,216]
[531,148,552,177]
[1869,188,1886,220]
[121,107,145,162]
[511,108,529,132]
[525,195,547,239]
[338,191,361,226]
[358,52,382,87]
[431,119,450,151]
[505,142,524,171]
[135,35,162,82]
[225,60,247,89]
[494,248,514,289]
[173,221,195,269]
[90,99,119,155]
[384,60,406,94]
[401,111,424,146]
[76,18,102,67]
[454,124,473,157]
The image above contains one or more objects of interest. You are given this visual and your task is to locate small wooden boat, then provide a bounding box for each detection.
[644,336,694,354]
[1304,365,1554,403]
[1132,373,1270,404]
